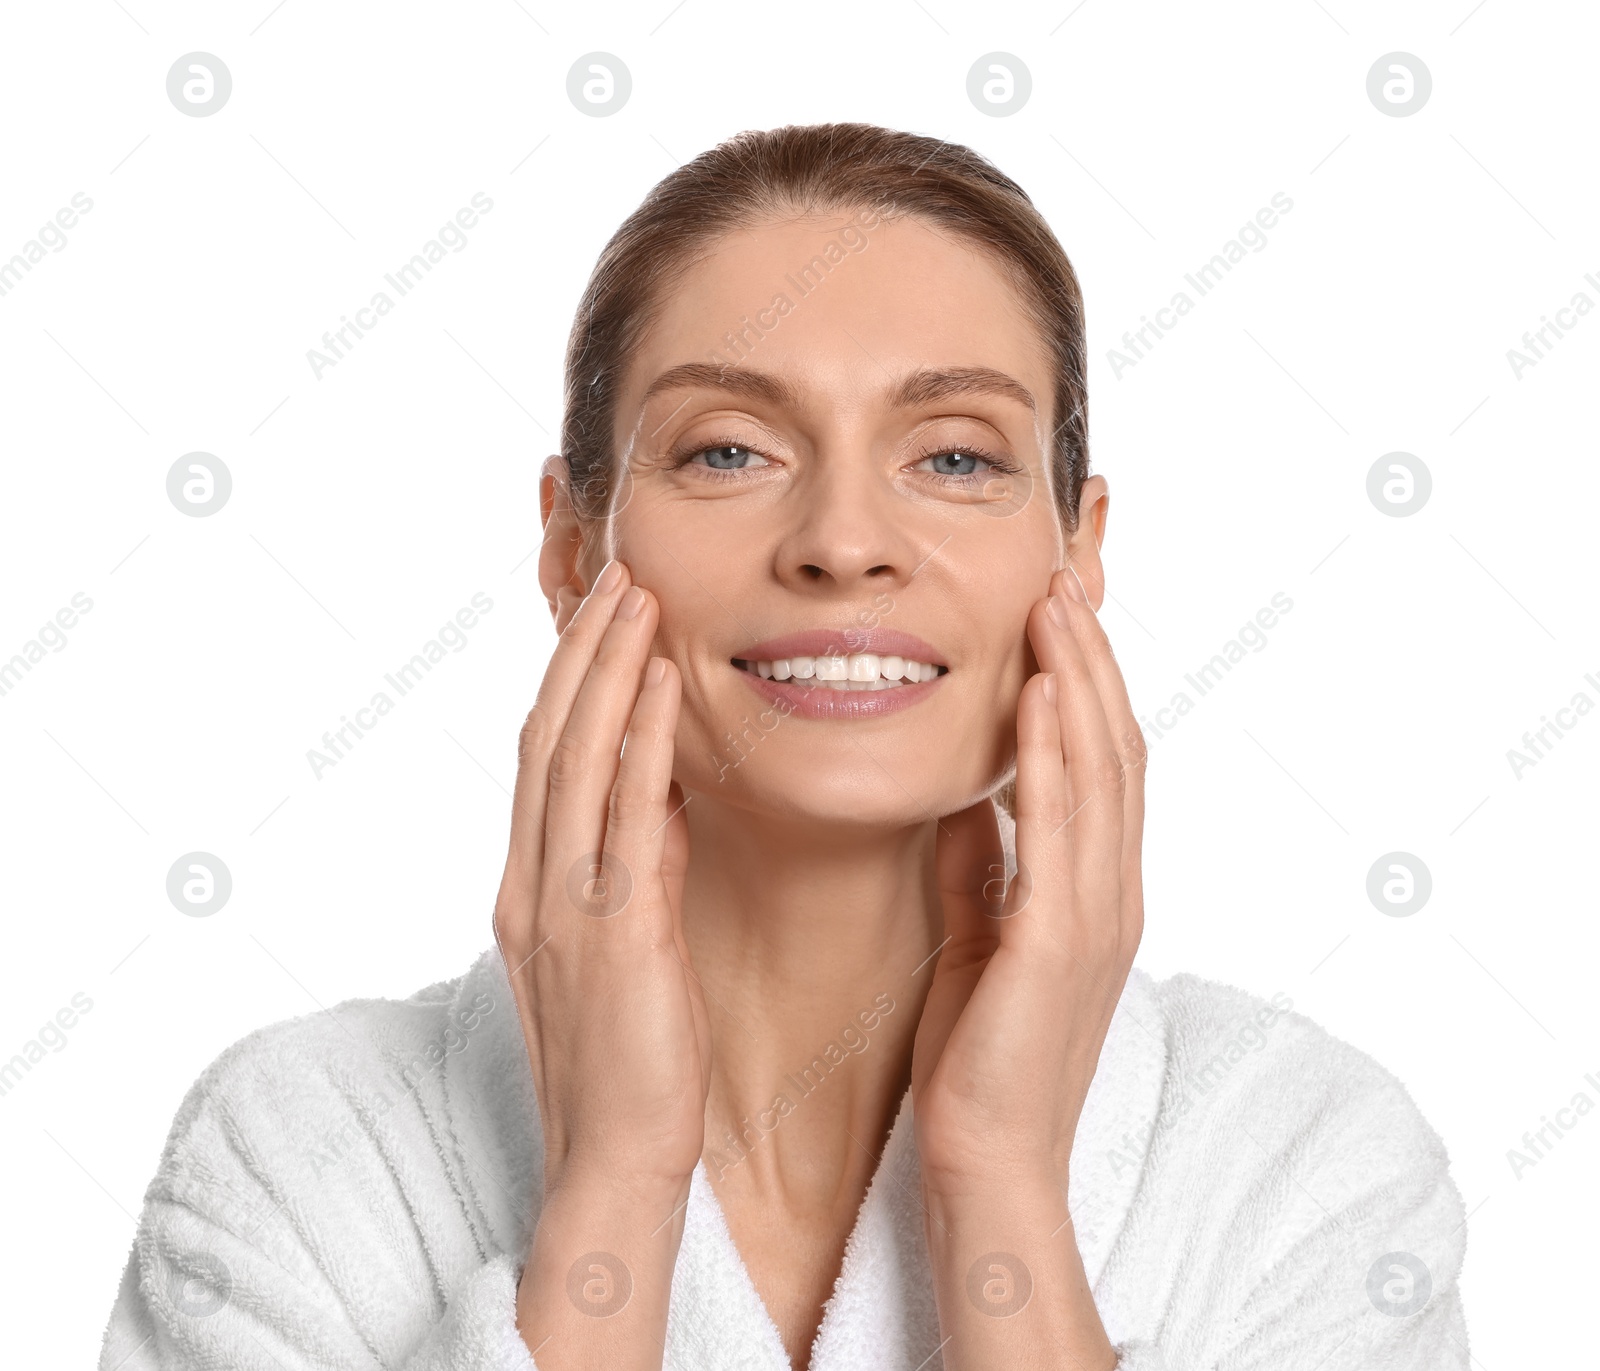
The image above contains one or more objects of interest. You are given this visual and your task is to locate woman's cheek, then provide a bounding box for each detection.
[977,640,1033,772]
[987,674,1028,784]
[672,709,732,791]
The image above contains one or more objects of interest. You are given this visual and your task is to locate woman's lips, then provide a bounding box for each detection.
[731,660,946,719]
[728,628,949,719]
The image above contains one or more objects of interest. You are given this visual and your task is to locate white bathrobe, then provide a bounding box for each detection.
[98,934,1472,1369]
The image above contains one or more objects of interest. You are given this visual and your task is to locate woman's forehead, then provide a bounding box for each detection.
[618,214,1054,426]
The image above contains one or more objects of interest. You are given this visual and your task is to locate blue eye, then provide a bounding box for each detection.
[926,450,986,476]
[675,444,768,476]
[700,451,755,473]
[918,446,1012,478]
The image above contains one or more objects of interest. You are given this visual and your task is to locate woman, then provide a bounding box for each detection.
[99,123,1470,1370]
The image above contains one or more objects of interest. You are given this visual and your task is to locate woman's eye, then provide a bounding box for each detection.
[690,444,768,470]
[920,449,992,477]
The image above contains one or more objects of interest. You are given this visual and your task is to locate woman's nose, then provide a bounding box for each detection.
[772,451,925,593]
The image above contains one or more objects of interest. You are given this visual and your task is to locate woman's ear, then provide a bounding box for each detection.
[1065,474,1111,613]
[537,454,590,632]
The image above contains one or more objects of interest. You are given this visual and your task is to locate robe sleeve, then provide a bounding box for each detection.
[96,1007,542,1371]
[1102,980,1472,1369]
[97,1175,539,1371]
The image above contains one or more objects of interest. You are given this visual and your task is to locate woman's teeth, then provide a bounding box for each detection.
[739,653,945,690]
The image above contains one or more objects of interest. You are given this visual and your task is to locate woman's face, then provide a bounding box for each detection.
[598,208,1088,828]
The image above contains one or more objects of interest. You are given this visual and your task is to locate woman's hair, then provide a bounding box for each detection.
[561,120,1091,533]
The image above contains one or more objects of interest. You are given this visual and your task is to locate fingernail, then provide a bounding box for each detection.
[1046,594,1070,629]
[1062,566,1087,604]
[617,586,646,620]
[1042,672,1057,705]
[646,657,667,687]
[594,559,622,595]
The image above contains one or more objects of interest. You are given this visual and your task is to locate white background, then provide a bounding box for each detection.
[2,0,1594,1364]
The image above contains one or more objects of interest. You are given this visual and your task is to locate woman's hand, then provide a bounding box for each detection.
[911,564,1147,1369]
[492,558,711,1366]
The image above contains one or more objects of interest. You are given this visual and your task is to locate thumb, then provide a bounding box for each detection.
[658,781,712,1082]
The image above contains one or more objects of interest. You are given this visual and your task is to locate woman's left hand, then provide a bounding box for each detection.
[912,561,1147,1204]
[910,564,1146,1365]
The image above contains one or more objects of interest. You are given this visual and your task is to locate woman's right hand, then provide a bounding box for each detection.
[492,558,709,1362]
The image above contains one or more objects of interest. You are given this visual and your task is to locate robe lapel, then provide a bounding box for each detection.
[802,965,1166,1370]
[441,946,1166,1370]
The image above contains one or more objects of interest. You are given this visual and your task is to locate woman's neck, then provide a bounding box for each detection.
[681,798,944,1198]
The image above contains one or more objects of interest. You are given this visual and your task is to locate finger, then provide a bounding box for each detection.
[922,795,1006,1089]
[596,655,682,934]
[1052,566,1147,951]
[656,778,712,1082]
[933,795,1006,966]
[1025,589,1124,941]
[503,558,634,887]
[659,780,691,931]
[1010,669,1072,950]
[540,585,663,921]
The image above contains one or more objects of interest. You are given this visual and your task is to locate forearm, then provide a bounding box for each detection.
[923,1177,1116,1371]
[515,1171,691,1371]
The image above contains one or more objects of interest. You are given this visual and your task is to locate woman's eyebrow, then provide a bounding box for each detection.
[638,362,1037,417]
[890,365,1037,415]
[640,362,802,413]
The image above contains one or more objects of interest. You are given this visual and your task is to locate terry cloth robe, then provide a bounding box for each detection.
[99,854,1472,1369]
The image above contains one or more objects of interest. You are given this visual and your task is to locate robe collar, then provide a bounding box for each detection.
[440,941,1166,1370]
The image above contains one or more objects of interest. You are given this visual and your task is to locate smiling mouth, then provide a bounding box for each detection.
[731,653,949,691]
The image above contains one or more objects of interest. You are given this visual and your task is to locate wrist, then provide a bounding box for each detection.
[922,1168,1065,1219]
[543,1157,695,1213]
[517,1172,690,1338]
[527,1167,693,1284]
[920,1174,1112,1371]
[922,1172,1072,1272]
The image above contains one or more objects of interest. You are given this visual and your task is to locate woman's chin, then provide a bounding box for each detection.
[678,746,1008,833]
